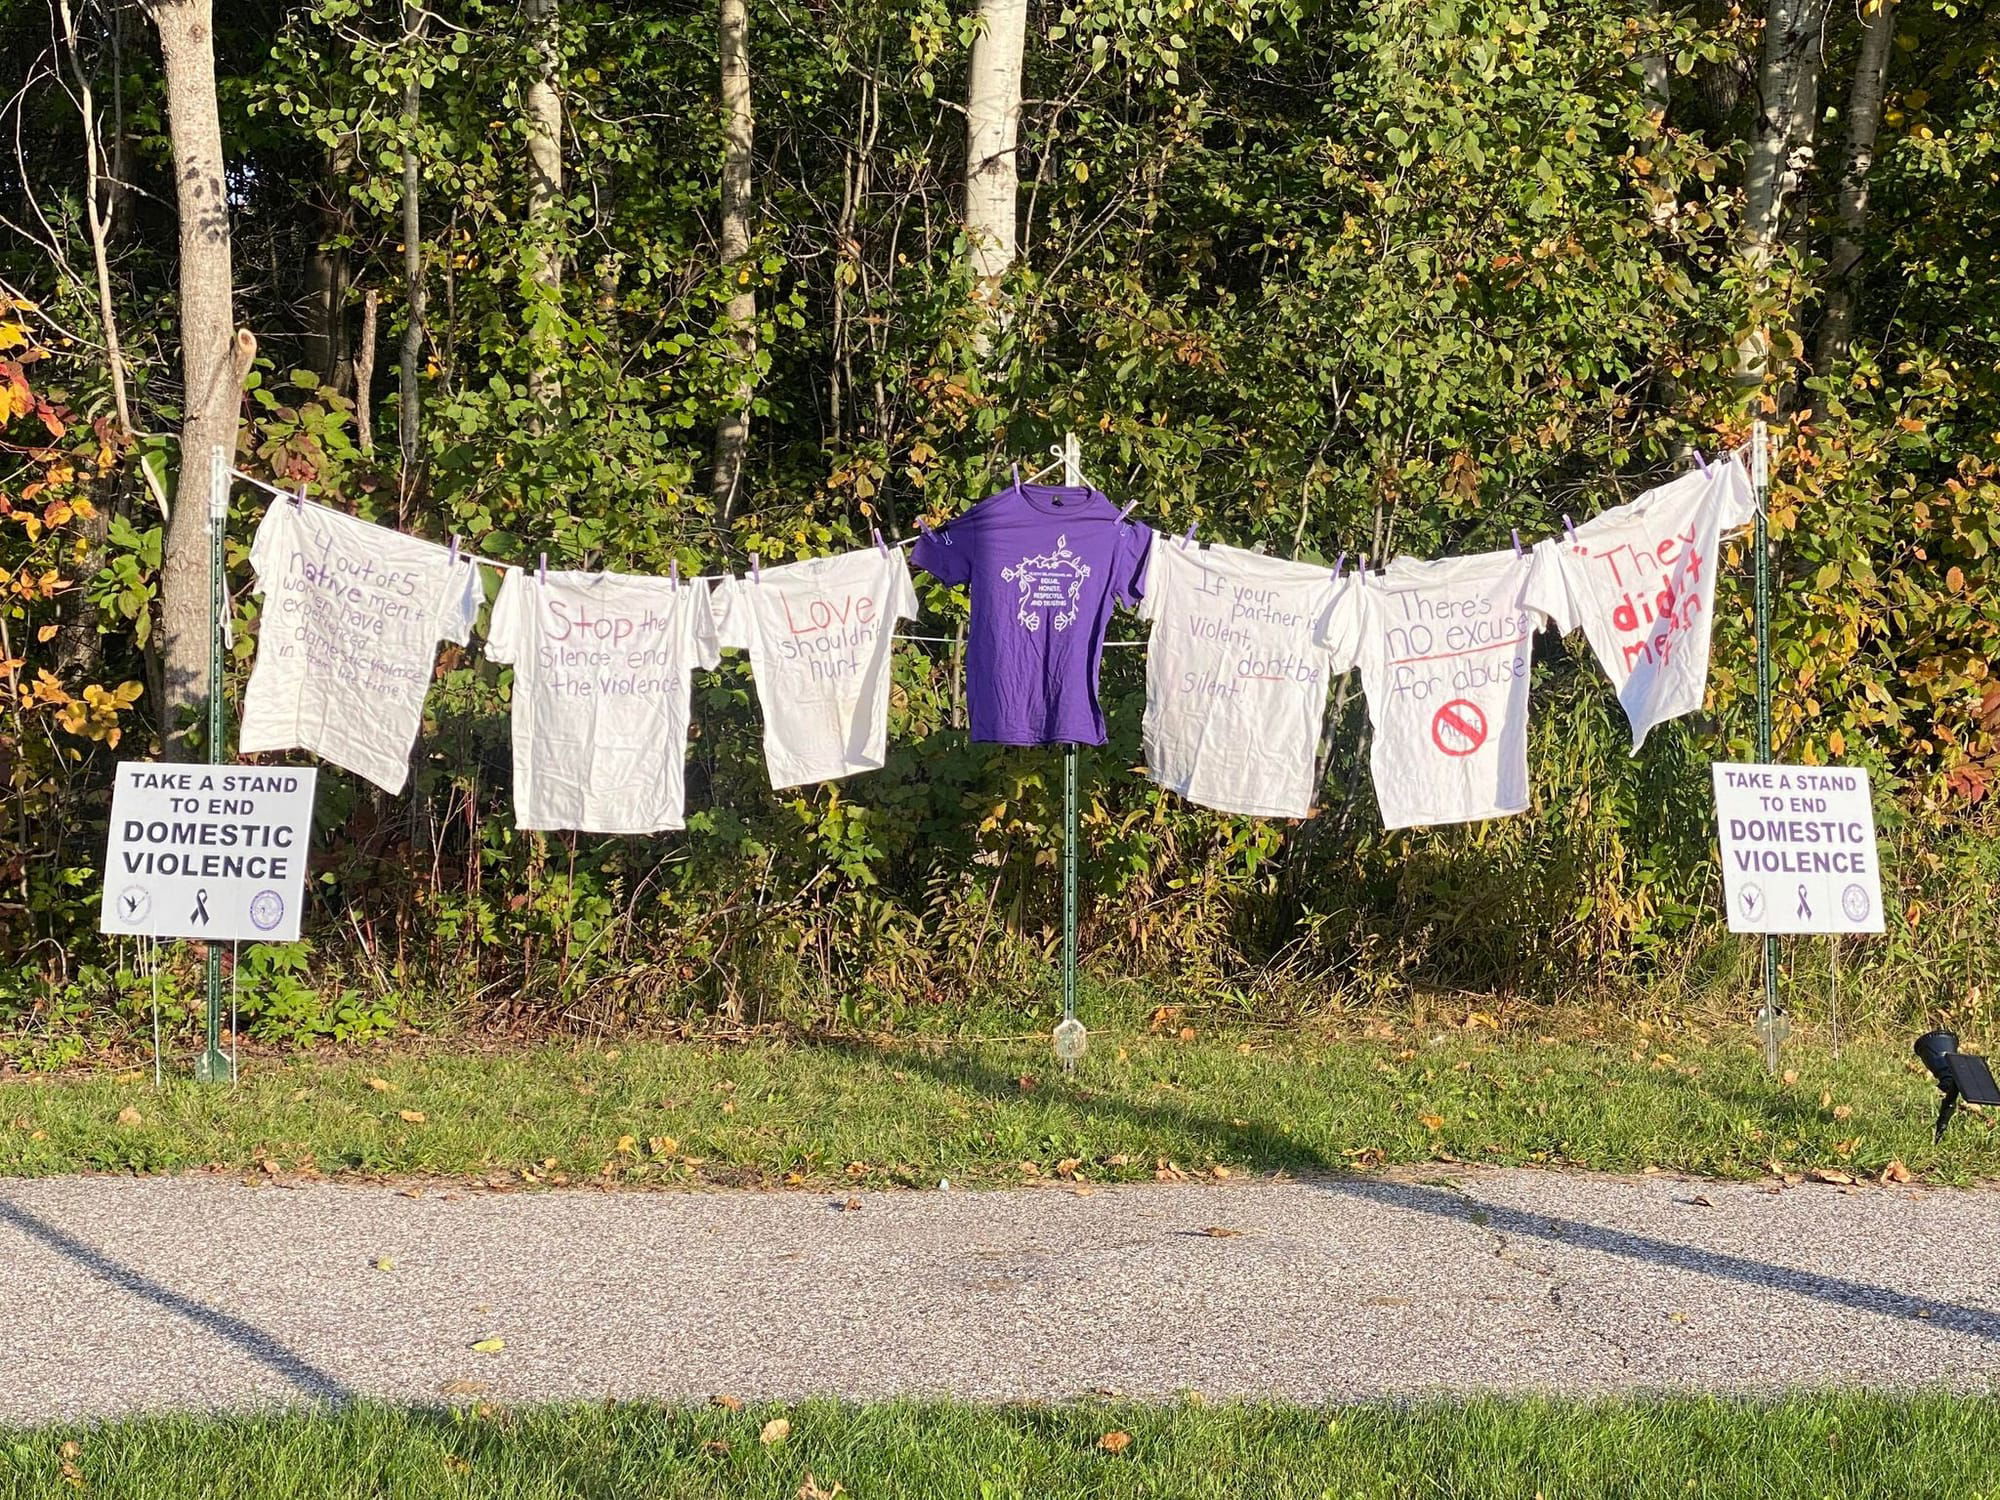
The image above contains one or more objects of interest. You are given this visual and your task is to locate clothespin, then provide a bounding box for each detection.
[1358,553,1369,585]
[751,552,762,583]
[1332,551,1346,582]
[1117,499,1138,522]
[538,552,547,584]
[1511,529,1523,558]
[448,534,460,566]
[670,559,680,589]
[873,528,888,556]
[1181,522,1197,550]
[290,480,305,509]
[917,518,934,537]
[1693,450,1711,476]
[1562,515,1578,544]
[1011,462,1021,492]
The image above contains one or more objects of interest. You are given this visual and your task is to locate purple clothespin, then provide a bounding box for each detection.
[1357,554,1369,585]
[873,528,888,556]
[751,552,762,583]
[1117,499,1139,522]
[538,552,547,584]
[1011,463,1021,492]
[1562,515,1577,544]
[290,481,305,509]
[1181,522,1197,550]
[917,518,934,538]
[1332,551,1346,582]
[670,559,680,589]
[1693,450,1711,476]
[1511,528,1523,558]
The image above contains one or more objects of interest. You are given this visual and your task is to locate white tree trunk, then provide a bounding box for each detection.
[1817,0,1898,367]
[146,0,253,753]
[711,0,755,516]
[525,0,564,413]
[398,0,426,497]
[964,0,1028,319]
[1742,0,1833,262]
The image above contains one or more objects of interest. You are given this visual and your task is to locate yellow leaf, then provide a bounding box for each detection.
[712,1394,744,1412]
[37,624,57,642]
[1418,1113,1444,1131]
[374,1257,397,1271]
[398,1109,426,1123]
[469,1337,505,1353]
[759,1418,791,1446]
[1098,1430,1132,1454]
[648,1135,678,1157]
[366,1077,392,1092]
[116,1106,141,1126]
[615,1134,637,1154]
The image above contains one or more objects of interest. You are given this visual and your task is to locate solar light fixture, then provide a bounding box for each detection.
[1914,1030,2000,1142]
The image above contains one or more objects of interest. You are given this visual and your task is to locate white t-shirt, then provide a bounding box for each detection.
[1135,541,1345,818]
[1321,545,1567,830]
[484,569,720,832]
[708,547,919,788]
[1553,457,1751,751]
[239,498,481,794]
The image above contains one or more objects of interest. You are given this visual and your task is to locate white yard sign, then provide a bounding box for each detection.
[1711,762,1884,935]
[99,762,317,942]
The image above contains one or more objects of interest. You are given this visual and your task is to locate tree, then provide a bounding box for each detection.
[524,0,564,414]
[397,0,426,500]
[1737,0,1833,383]
[143,0,253,753]
[711,0,755,516]
[963,0,1027,340]
[1816,0,1899,367]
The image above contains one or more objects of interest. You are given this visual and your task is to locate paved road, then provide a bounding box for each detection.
[2,1167,1996,1422]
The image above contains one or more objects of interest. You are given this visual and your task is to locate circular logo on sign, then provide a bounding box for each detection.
[249,890,286,932]
[1737,883,1765,921]
[1430,699,1488,757]
[1841,883,1871,923]
[115,886,151,925]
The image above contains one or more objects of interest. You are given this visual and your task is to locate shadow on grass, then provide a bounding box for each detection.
[848,1038,2000,1347]
[0,1194,351,1403]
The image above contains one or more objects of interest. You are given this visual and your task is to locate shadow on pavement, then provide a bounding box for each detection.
[0,1194,351,1403]
[862,1038,2000,1346]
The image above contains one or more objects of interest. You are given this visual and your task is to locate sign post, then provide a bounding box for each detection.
[200,445,232,1081]
[1749,419,1783,1071]
[1054,432,1086,1070]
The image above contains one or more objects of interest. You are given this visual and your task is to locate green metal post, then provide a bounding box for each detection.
[195,444,233,1083]
[1751,419,1783,1073]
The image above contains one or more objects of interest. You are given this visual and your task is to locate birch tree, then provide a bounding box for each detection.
[963,0,1028,337]
[1738,0,1834,381]
[524,0,564,414]
[398,0,426,500]
[711,0,755,515]
[1817,0,1899,367]
[143,0,254,751]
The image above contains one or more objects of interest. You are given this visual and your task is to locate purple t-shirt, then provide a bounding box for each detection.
[913,483,1153,746]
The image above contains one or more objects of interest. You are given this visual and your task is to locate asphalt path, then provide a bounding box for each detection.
[2,1167,1996,1423]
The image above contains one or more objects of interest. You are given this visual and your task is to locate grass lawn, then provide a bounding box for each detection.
[3,1394,1998,1499]
[2,1025,1993,1187]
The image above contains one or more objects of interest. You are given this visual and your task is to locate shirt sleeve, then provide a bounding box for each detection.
[1527,539,1577,635]
[247,501,289,594]
[483,569,528,664]
[1114,522,1154,609]
[438,558,483,646]
[689,578,722,671]
[1715,451,1758,532]
[1314,582,1365,673]
[887,551,920,625]
[709,575,749,650]
[911,517,971,586]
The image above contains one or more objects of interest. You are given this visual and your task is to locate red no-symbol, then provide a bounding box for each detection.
[1431,699,1488,757]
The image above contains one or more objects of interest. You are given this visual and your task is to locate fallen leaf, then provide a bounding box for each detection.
[469,1337,505,1354]
[721,1100,737,1114]
[1098,1430,1133,1454]
[1781,1070,1798,1086]
[374,1257,397,1271]
[1807,1168,1855,1186]
[1418,1113,1444,1131]
[367,1077,392,1092]
[1832,1105,1853,1121]
[1199,1226,1244,1238]
[615,1135,637,1154]
[649,1136,678,1157]
[116,1106,142,1126]
[437,1379,488,1396]
[1211,1166,1232,1180]
[290,1088,310,1102]
[260,1158,282,1176]
[798,1474,845,1500]
[1687,1194,1715,1208]
[760,1418,791,1446]
[712,1394,744,1412]
[443,1455,471,1474]
[398,1110,426,1124]
[700,1440,731,1456]
[1178,1027,1197,1041]
[1881,1160,1912,1184]
[838,1196,862,1212]
[1017,1074,1037,1092]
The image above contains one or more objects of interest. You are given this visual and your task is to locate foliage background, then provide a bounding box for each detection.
[1,0,1996,1066]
